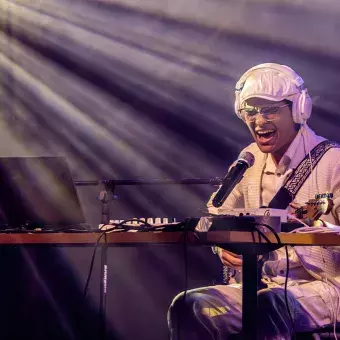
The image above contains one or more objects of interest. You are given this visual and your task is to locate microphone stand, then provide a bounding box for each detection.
[97,181,113,340]
[75,178,222,186]
[75,177,221,340]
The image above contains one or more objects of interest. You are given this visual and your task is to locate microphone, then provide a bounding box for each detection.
[212,151,255,208]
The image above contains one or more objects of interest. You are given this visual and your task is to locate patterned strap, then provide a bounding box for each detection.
[269,140,340,209]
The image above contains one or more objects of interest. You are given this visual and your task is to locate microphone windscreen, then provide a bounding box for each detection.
[238,151,255,168]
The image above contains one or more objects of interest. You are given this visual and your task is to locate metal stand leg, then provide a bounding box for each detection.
[98,181,114,340]
[242,253,258,340]
[99,237,108,340]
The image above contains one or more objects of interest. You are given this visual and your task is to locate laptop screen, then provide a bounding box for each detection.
[0,157,85,228]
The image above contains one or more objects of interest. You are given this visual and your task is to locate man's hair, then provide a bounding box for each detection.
[283,99,293,111]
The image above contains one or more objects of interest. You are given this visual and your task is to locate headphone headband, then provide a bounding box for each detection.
[235,63,305,92]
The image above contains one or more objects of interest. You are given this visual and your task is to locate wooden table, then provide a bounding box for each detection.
[1,230,339,245]
[1,230,340,339]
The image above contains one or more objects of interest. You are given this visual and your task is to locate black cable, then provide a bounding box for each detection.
[98,225,134,232]
[177,220,191,340]
[256,225,295,339]
[253,227,271,244]
[191,231,201,242]
[84,217,169,298]
[182,220,190,301]
[254,222,281,241]
[254,222,282,245]
[105,219,185,232]
[250,229,256,244]
[98,219,154,231]
[84,220,130,298]
[284,245,296,340]
[117,219,153,228]
[83,230,106,298]
[0,224,90,233]
[48,224,90,232]
[255,223,296,339]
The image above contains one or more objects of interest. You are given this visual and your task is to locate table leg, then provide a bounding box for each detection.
[242,253,258,339]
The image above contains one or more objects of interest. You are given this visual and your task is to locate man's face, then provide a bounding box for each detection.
[241,97,299,161]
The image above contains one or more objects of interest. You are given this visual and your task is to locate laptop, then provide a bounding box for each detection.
[0,157,85,229]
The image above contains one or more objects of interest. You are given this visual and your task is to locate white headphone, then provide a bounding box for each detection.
[234,63,312,124]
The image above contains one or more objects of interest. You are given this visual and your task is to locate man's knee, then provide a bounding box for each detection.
[168,290,205,322]
[168,287,236,326]
[168,290,215,339]
[257,288,294,339]
[168,287,243,340]
[257,288,287,312]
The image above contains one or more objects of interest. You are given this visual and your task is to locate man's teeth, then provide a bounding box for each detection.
[257,130,275,135]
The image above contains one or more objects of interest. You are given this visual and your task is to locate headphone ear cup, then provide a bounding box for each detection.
[292,97,298,123]
[291,94,302,124]
[293,90,312,123]
[300,90,312,122]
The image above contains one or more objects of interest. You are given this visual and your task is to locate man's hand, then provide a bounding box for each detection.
[218,248,243,268]
[288,202,304,219]
[289,202,302,214]
[289,202,301,209]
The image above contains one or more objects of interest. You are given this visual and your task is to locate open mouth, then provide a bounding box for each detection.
[256,129,276,144]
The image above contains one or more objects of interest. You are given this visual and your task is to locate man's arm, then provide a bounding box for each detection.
[205,172,245,270]
[206,175,244,215]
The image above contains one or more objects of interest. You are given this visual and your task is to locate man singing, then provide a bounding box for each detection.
[168,63,340,339]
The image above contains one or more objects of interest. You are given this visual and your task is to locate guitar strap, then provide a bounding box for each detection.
[268,140,340,209]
